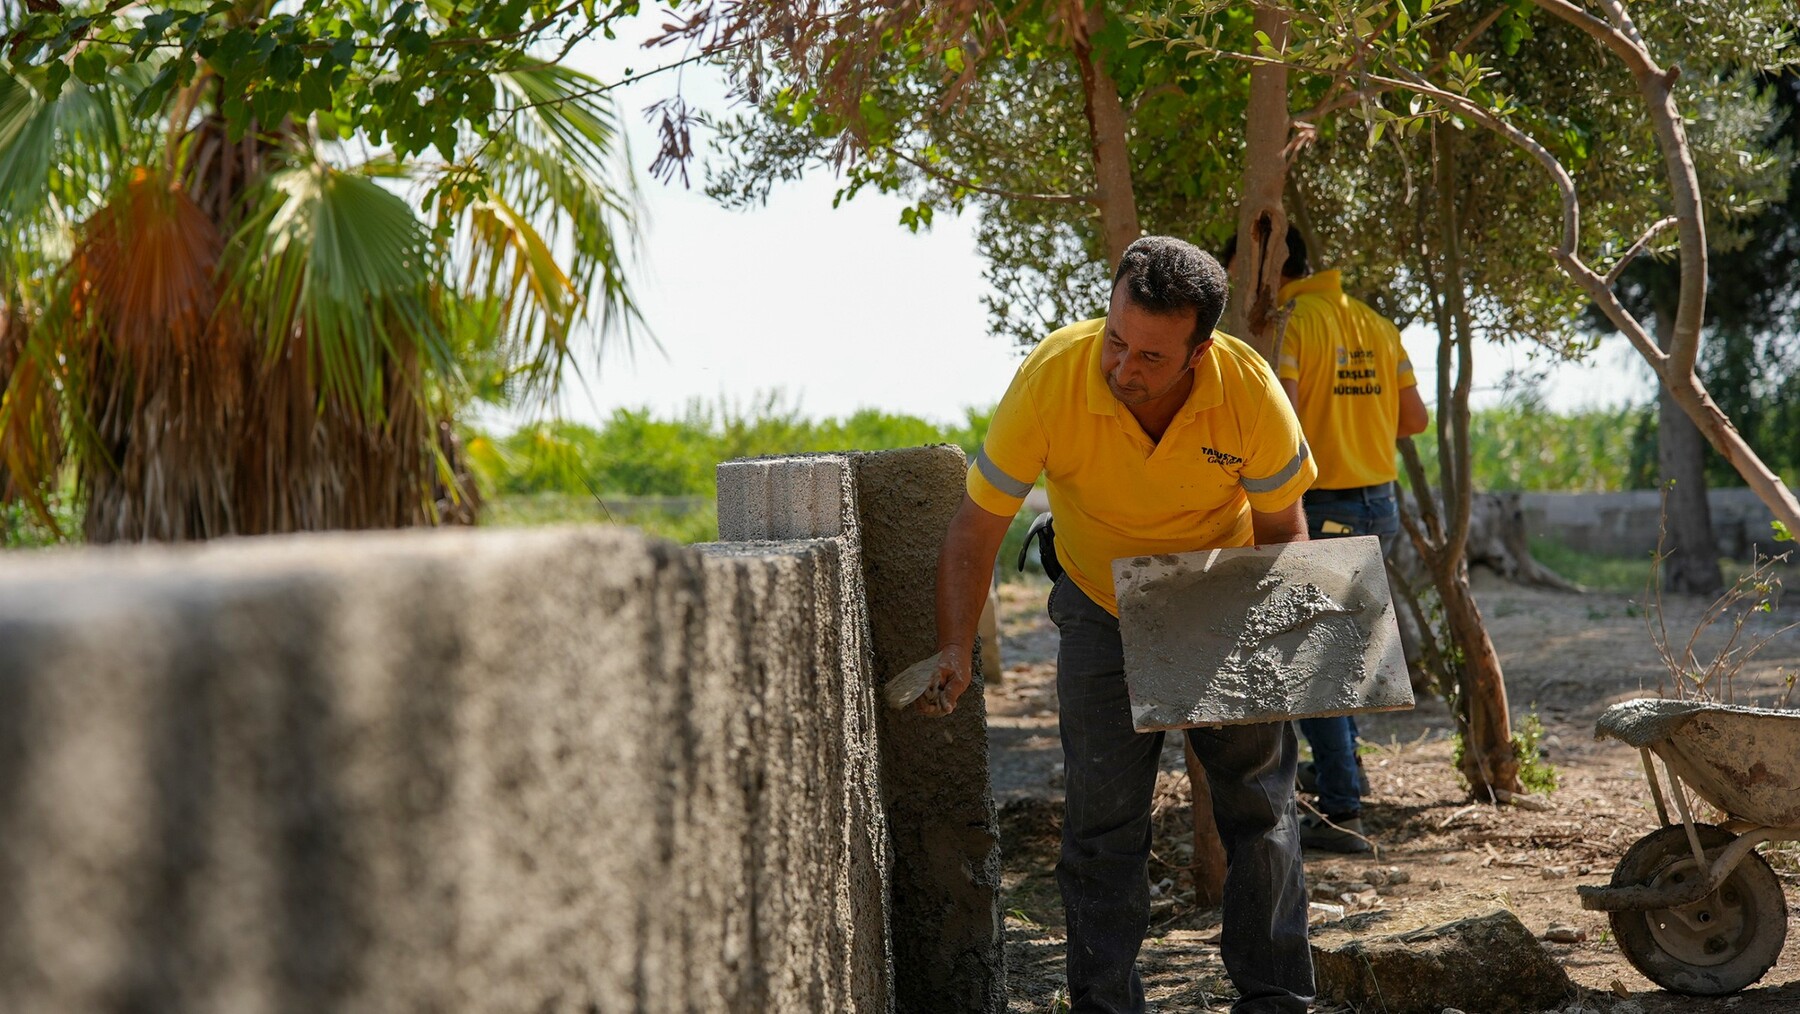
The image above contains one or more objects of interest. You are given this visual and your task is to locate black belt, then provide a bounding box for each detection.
[1304,482,1395,503]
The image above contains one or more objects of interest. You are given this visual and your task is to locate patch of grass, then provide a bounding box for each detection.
[482,494,720,544]
[1513,712,1560,796]
[1529,536,1655,594]
[481,493,609,527]
[630,509,722,545]
[1530,536,1794,598]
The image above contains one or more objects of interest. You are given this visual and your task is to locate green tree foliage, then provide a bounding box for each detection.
[0,0,644,539]
[696,0,1792,360]
[695,1,1266,346]
[1157,2,1793,362]
[1609,66,1800,489]
[1402,399,1645,493]
[2,0,637,161]
[476,393,1656,501]
[473,395,990,498]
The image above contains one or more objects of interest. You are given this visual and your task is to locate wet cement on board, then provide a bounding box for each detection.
[1115,540,1412,729]
[1214,582,1366,721]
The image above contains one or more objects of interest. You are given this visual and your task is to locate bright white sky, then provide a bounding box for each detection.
[496,17,1655,434]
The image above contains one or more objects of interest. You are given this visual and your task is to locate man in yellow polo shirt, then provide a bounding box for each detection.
[1226,227,1428,853]
[925,237,1316,1013]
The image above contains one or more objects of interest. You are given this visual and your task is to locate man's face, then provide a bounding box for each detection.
[1101,283,1212,407]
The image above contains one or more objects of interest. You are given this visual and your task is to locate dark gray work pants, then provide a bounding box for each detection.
[1049,577,1314,1014]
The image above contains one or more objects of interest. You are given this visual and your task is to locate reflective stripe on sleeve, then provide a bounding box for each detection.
[1278,354,1299,372]
[1399,358,1413,373]
[974,448,1034,499]
[1241,441,1311,493]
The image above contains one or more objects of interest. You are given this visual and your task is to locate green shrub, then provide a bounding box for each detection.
[473,392,1000,503]
[1512,712,1561,796]
[1402,403,1647,493]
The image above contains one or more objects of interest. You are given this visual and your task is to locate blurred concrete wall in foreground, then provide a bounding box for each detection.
[0,446,1001,1014]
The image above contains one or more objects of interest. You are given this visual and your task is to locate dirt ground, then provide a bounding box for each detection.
[987,567,1800,1013]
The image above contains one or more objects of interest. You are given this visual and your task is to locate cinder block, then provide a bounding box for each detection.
[716,455,850,541]
[1113,536,1413,730]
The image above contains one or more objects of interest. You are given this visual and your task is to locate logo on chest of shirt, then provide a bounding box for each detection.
[1201,446,1244,468]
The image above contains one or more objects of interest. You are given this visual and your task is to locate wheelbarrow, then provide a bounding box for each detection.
[1578,698,1800,995]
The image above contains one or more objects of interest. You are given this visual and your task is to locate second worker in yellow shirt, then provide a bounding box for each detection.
[1225,226,1428,853]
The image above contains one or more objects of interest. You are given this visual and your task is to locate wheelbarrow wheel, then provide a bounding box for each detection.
[1608,823,1787,995]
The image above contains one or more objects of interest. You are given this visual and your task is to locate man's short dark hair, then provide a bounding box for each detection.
[1111,236,1228,349]
[1218,224,1310,279]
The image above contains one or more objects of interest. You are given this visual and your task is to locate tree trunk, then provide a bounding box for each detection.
[1652,299,1723,594]
[1183,741,1228,906]
[1223,4,1292,364]
[1439,561,1519,794]
[1072,3,1141,268]
[1394,127,1523,801]
[1522,0,1800,540]
[1434,128,1518,797]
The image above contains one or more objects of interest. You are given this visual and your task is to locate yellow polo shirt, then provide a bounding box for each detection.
[968,318,1316,616]
[1277,270,1417,490]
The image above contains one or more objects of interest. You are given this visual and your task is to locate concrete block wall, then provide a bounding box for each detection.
[1520,488,1785,560]
[716,449,1006,1013]
[0,446,996,1013]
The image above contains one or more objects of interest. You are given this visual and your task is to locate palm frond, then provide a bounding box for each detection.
[437,63,646,409]
[58,168,243,541]
[232,161,451,421]
[1,66,152,285]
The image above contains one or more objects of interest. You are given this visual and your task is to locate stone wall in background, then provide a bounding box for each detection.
[0,447,1001,1014]
[1521,488,1785,560]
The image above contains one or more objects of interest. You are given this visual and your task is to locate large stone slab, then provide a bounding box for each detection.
[1113,536,1412,730]
[1312,908,1575,1014]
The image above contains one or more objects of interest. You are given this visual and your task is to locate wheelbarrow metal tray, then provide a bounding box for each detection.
[1596,698,1800,827]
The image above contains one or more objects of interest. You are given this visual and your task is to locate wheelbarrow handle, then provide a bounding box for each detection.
[1578,824,1800,912]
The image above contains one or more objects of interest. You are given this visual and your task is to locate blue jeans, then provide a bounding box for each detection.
[1297,484,1401,817]
[1049,578,1313,1014]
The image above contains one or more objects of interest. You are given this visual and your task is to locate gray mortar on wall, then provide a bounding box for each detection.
[0,524,894,1013]
[852,446,1006,1014]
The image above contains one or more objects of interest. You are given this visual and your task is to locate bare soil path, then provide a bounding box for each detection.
[988,569,1800,1013]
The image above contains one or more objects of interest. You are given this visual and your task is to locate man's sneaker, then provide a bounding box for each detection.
[1299,812,1372,853]
[1296,760,1372,796]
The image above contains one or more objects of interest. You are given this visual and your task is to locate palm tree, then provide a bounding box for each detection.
[0,12,639,541]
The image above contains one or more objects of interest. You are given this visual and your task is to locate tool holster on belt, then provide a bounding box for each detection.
[1016,512,1064,583]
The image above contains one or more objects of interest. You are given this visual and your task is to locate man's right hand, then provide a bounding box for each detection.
[928,492,1016,718]
[915,643,972,717]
